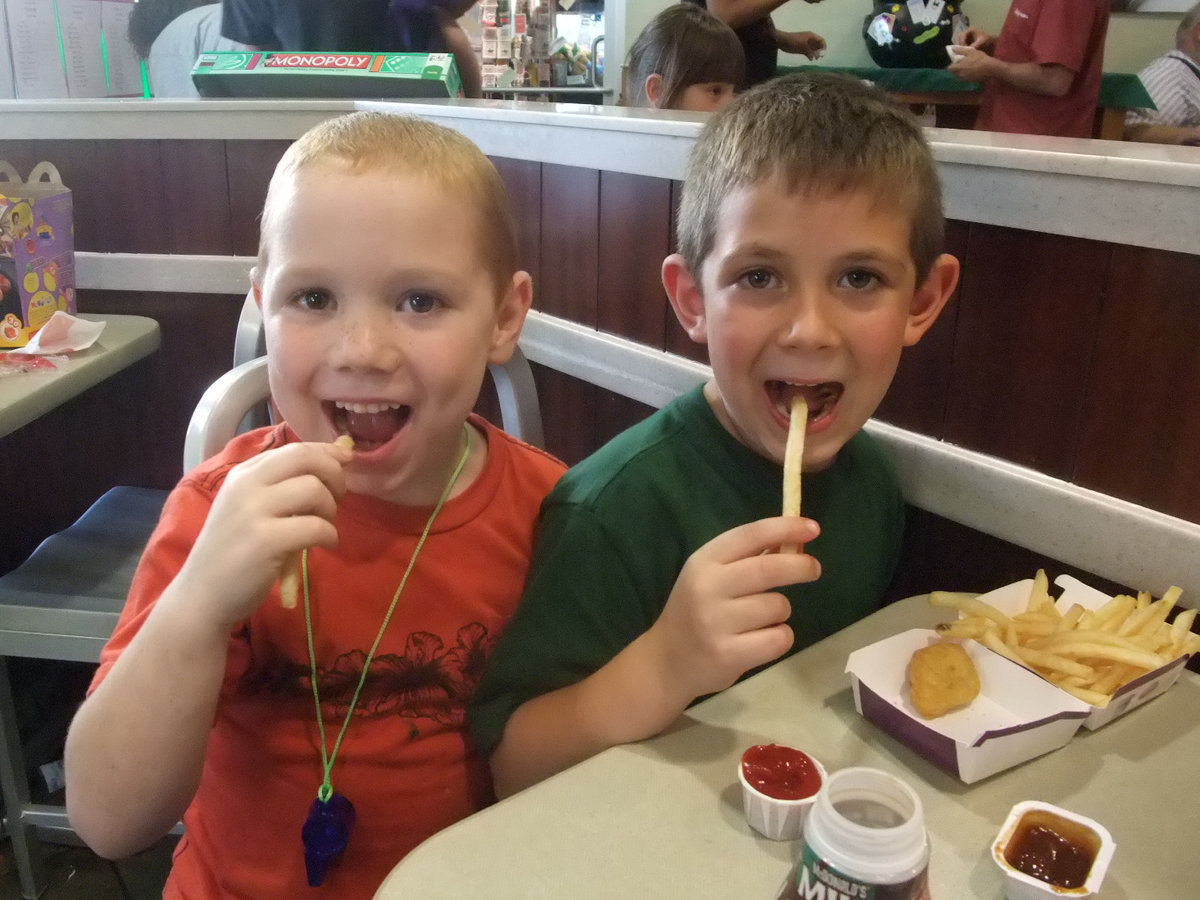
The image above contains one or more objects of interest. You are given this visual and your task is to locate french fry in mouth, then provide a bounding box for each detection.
[781,395,807,553]
[279,434,355,609]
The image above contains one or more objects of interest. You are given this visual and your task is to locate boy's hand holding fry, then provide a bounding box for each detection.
[644,516,821,706]
[175,438,354,629]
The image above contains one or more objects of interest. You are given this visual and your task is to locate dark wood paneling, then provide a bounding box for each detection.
[942,226,1109,478]
[876,219,969,434]
[596,172,671,347]
[81,142,172,254]
[887,508,1135,604]
[491,156,542,290]
[533,366,600,466]
[76,289,244,488]
[1075,246,1200,522]
[664,179,707,363]
[225,140,290,257]
[538,164,599,325]
[161,142,235,255]
[0,359,158,574]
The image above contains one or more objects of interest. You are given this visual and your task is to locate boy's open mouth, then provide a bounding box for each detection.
[767,381,843,423]
[329,400,412,450]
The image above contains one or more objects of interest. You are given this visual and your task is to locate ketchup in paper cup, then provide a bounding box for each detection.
[738,744,826,840]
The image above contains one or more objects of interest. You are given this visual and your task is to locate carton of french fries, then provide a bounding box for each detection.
[846,628,1092,784]
[933,572,1197,730]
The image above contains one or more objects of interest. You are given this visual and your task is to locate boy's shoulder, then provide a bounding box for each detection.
[551,386,721,504]
[182,425,291,498]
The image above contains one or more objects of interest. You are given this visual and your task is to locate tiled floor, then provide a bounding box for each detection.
[0,834,176,900]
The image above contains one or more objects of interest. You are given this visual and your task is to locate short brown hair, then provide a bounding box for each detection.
[259,111,519,297]
[677,72,945,282]
[626,4,745,109]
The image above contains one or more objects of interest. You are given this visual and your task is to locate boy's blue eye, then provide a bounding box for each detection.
[402,292,440,314]
[296,289,332,310]
[740,268,777,290]
[840,269,880,290]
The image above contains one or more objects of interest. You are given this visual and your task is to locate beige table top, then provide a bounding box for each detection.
[377,595,1200,899]
[0,314,160,438]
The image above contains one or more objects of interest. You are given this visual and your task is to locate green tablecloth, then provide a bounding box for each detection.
[781,65,1155,110]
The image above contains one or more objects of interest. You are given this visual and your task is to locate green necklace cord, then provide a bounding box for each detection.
[302,425,472,803]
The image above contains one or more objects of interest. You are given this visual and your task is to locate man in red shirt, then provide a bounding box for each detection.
[949,0,1110,138]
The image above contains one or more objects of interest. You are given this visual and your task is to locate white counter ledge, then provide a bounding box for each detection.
[2,98,1197,254]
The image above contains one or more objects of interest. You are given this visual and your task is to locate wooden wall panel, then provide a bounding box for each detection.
[1075,246,1200,522]
[942,226,1109,478]
[664,179,707,364]
[491,157,542,291]
[538,164,599,325]
[876,219,969,434]
[81,142,172,254]
[160,141,235,255]
[225,140,290,257]
[596,172,671,348]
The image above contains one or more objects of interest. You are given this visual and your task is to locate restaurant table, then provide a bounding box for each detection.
[0,314,161,438]
[784,66,1155,140]
[376,595,1199,899]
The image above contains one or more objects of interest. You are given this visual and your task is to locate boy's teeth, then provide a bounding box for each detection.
[335,401,401,414]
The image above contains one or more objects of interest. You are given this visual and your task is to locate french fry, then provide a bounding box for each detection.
[930,574,1195,707]
[279,434,355,609]
[780,395,807,553]
[930,592,1013,630]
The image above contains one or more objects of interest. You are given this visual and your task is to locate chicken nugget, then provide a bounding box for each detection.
[908,641,981,719]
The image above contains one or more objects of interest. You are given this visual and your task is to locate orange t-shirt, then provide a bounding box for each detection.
[91,417,564,899]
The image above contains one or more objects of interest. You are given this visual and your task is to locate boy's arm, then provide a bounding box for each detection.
[65,573,235,858]
[490,515,819,797]
[65,441,351,859]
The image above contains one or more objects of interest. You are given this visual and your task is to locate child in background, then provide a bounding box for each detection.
[470,72,961,796]
[65,112,564,897]
[625,4,746,112]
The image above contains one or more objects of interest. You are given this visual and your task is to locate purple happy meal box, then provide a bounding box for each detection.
[846,628,1091,784]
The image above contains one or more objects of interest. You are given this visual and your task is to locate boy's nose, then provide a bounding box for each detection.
[333,308,402,370]
[781,292,838,350]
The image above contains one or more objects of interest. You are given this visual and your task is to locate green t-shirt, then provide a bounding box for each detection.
[469,386,904,754]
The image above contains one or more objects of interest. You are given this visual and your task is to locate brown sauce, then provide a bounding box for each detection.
[1003,811,1099,889]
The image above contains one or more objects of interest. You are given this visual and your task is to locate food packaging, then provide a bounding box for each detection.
[967,576,1192,729]
[191,51,463,99]
[0,161,75,348]
[992,800,1114,899]
[846,629,1091,784]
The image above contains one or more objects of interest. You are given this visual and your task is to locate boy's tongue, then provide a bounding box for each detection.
[342,407,409,447]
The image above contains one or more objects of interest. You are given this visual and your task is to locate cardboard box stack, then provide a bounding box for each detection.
[1,0,142,99]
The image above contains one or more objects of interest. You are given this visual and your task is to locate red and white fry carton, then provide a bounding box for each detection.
[969,575,1193,730]
[846,628,1091,784]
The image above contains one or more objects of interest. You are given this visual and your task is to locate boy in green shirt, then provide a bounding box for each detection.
[470,72,961,796]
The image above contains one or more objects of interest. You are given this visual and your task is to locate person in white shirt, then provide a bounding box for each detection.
[1125,3,1200,146]
[129,1,247,98]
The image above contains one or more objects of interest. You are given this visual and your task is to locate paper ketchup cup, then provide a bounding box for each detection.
[738,744,826,841]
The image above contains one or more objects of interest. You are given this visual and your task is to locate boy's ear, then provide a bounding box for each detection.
[250,272,263,309]
[645,73,664,108]
[903,253,960,346]
[662,253,708,345]
[488,270,533,364]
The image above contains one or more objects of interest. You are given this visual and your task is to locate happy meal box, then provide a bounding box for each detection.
[0,161,75,348]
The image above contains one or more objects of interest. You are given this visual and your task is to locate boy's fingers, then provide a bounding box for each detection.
[701,516,820,564]
[721,592,793,634]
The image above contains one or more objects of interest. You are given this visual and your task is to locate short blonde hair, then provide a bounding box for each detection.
[258,111,519,296]
[678,72,945,282]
